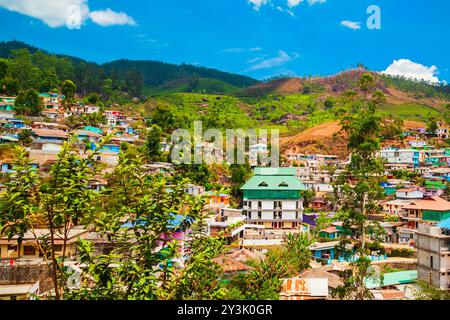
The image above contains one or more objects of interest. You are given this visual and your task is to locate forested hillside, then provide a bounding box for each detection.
[0,41,258,100]
[1,40,449,141]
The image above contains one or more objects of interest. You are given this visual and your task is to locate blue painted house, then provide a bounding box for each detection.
[319,227,340,239]
[83,126,103,135]
[1,162,39,173]
[309,241,340,262]
[91,143,121,154]
[4,119,25,129]
[32,129,68,144]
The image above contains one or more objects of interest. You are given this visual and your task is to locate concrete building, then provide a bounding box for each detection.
[415,221,450,290]
[380,148,420,168]
[395,188,424,200]
[241,167,305,229]
[399,196,450,243]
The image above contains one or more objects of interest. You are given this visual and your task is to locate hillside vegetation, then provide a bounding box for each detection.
[0,41,258,100]
[1,41,449,158]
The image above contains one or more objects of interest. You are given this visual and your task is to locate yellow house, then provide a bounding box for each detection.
[0,228,91,260]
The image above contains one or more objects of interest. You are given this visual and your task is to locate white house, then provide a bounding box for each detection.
[395,188,424,200]
[380,148,420,168]
[408,140,427,148]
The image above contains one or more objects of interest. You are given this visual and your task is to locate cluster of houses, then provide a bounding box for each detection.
[0,93,144,173]
[0,93,449,299]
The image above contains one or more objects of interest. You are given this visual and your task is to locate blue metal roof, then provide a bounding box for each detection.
[438,218,450,229]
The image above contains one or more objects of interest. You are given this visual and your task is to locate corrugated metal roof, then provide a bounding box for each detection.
[365,270,417,289]
[438,218,450,229]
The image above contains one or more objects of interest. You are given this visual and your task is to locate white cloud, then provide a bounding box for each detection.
[340,20,361,30]
[245,56,264,64]
[287,0,303,8]
[222,47,263,54]
[382,59,440,83]
[247,50,299,71]
[89,9,135,27]
[248,0,325,13]
[248,0,269,11]
[307,0,326,5]
[0,0,135,29]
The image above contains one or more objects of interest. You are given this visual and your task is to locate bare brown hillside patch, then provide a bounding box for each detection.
[281,122,349,159]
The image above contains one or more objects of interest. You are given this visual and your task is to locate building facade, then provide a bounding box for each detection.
[415,222,450,290]
[241,167,305,229]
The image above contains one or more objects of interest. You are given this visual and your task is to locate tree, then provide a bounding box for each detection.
[14,89,43,116]
[427,117,438,136]
[381,118,404,140]
[0,147,39,260]
[331,257,375,300]
[324,99,334,110]
[101,79,114,102]
[229,163,252,197]
[300,189,315,209]
[9,49,40,90]
[315,212,332,235]
[0,76,19,96]
[62,80,77,106]
[228,250,287,300]
[39,67,59,93]
[66,147,221,300]
[339,88,385,249]
[0,60,7,80]
[283,233,314,274]
[125,69,144,98]
[146,124,162,162]
[332,76,386,300]
[18,129,33,146]
[151,105,175,133]
[359,73,376,97]
[302,84,312,94]
[86,92,100,105]
[0,139,104,300]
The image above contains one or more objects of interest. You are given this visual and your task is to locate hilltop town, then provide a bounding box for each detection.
[0,44,449,301]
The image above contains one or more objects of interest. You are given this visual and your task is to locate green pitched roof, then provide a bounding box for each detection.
[241,167,305,191]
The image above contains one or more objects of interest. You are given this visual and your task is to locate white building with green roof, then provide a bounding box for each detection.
[241,167,306,229]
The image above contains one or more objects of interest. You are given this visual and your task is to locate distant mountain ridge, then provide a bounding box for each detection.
[0,40,259,94]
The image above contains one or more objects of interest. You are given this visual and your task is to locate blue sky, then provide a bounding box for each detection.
[0,0,449,82]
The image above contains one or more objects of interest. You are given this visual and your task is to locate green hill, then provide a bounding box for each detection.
[0,41,258,97]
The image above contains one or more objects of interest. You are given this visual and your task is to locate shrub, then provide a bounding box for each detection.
[387,248,415,258]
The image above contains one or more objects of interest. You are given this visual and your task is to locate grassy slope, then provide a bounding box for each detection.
[378,103,441,121]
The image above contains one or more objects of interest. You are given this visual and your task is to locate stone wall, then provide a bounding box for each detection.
[0,263,54,293]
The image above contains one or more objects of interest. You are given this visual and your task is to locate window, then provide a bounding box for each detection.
[24,246,36,256]
[7,245,17,251]
[430,256,434,269]
[258,182,268,187]
[279,182,289,187]
[53,245,63,252]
